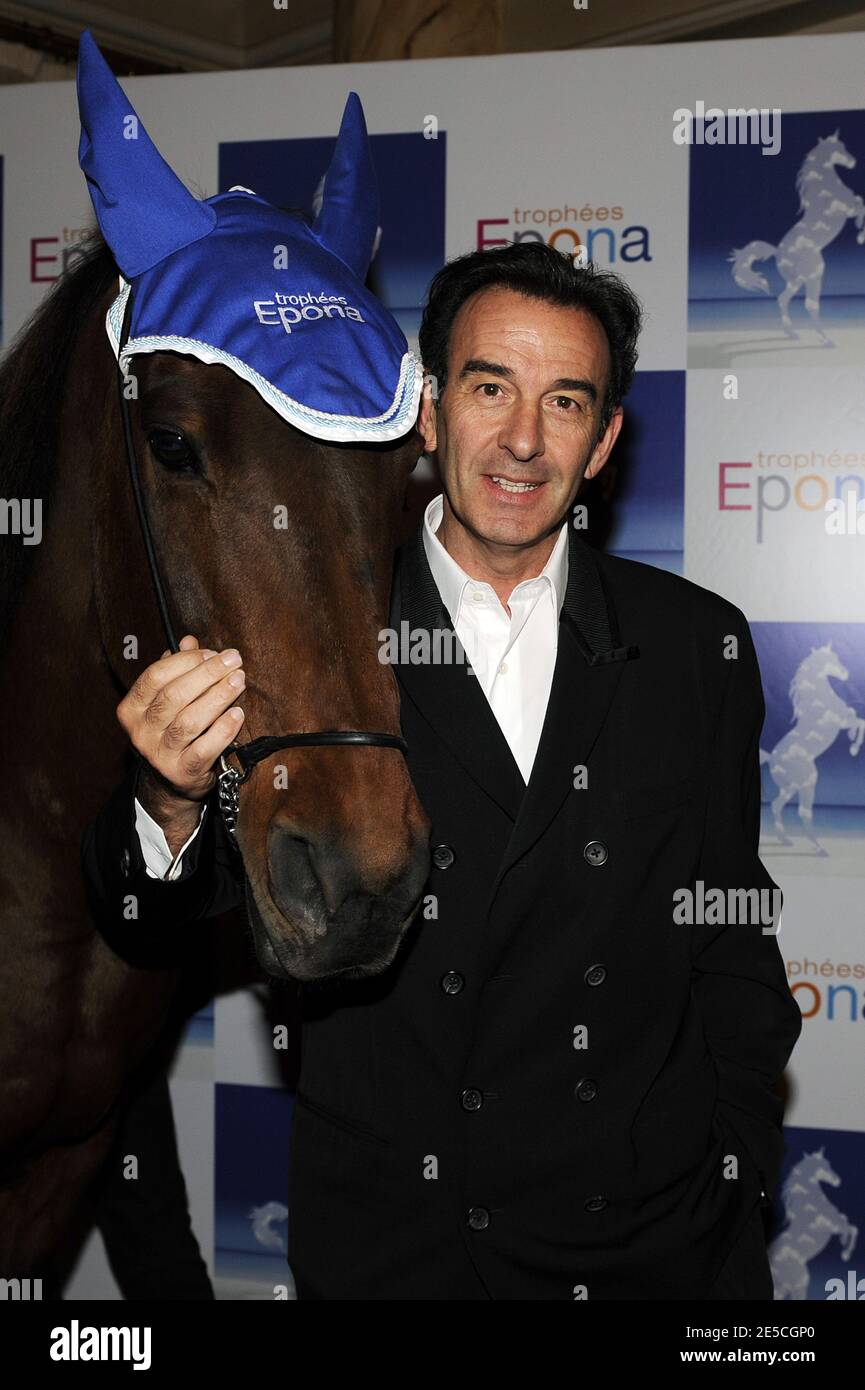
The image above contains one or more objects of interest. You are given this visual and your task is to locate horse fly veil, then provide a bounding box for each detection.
[76,28,423,444]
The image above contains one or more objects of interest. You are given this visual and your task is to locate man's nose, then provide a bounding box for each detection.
[497,401,545,460]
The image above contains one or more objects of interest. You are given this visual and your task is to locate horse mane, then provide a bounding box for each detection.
[0,232,118,647]
[789,656,810,719]
[795,137,844,211]
[789,645,833,720]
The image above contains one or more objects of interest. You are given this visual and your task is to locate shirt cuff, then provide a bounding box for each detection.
[134,796,207,880]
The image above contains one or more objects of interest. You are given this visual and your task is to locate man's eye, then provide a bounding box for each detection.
[552,396,581,411]
[147,426,198,471]
[478,383,502,398]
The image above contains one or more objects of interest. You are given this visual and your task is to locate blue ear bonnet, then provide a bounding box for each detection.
[76,29,422,443]
[104,191,420,442]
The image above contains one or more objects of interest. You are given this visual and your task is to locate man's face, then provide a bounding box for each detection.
[419,286,623,548]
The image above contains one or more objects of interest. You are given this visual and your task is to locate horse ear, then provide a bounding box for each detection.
[76,29,215,279]
[312,91,379,281]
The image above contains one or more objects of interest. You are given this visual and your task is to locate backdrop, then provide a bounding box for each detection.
[0,32,862,1302]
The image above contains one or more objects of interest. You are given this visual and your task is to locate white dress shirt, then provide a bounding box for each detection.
[421,493,568,782]
[136,795,208,881]
[135,492,568,879]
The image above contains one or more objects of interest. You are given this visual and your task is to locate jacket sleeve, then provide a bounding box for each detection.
[80,759,245,968]
[691,608,802,1205]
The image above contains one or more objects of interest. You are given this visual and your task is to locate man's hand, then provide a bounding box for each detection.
[117,634,246,855]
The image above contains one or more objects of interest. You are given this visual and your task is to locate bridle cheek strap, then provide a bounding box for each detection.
[115,288,408,852]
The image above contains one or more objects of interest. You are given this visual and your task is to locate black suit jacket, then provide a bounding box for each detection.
[81,522,802,1300]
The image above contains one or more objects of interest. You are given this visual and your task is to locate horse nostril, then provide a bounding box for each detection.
[267,832,318,915]
[304,838,352,918]
[267,829,352,920]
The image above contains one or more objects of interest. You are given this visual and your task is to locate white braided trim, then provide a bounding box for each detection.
[106,280,422,443]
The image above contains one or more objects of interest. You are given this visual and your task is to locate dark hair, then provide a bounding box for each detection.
[418,242,643,434]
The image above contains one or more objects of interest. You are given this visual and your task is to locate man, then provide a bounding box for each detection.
[83,242,801,1301]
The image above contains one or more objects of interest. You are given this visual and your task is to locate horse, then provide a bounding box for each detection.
[759,642,864,854]
[729,131,865,345]
[769,1148,858,1300]
[0,46,430,1280]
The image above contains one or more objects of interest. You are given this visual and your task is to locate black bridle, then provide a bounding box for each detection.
[115,287,408,849]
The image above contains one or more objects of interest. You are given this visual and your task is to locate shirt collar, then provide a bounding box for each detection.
[421,492,569,627]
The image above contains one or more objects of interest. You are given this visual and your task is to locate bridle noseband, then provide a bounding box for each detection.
[115,288,408,850]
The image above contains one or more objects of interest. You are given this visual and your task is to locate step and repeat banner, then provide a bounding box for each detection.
[1,32,862,1301]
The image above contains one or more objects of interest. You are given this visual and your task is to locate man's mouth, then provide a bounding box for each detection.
[486,475,544,494]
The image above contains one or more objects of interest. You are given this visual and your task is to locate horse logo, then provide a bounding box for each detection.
[249,1201,290,1253]
[760,643,864,854]
[770,1148,858,1300]
[729,132,865,345]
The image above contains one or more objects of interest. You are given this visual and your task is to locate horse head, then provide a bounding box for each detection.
[819,130,856,170]
[809,642,848,684]
[76,31,431,982]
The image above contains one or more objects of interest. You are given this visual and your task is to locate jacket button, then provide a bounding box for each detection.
[467,1206,490,1230]
[583,839,608,866]
[584,1195,608,1213]
[441,971,464,995]
[584,964,607,987]
[432,844,455,869]
[461,1087,483,1111]
[119,847,131,878]
[574,1078,598,1103]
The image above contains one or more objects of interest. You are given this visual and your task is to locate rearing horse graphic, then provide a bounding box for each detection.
[729,132,865,344]
[760,643,864,854]
[769,1149,857,1301]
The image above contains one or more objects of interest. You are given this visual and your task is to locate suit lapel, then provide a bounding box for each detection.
[391,528,526,822]
[390,521,641,893]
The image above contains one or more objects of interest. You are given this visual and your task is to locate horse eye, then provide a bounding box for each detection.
[147,426,197,471]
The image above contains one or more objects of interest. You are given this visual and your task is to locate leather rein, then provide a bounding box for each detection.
[115,287,408,850]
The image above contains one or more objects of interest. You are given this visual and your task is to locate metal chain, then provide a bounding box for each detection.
[217,756,246,850]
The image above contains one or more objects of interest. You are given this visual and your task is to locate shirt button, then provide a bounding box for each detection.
[574,1078,598,1103]
[498,661,508,674]
[583,839,608,866]
[432,844,455,869]
[460,1087,483,1111]
[441,971,464,995]
[472,591,484,603]
[584,964,607,987]
[119,847,131,878]
[467,1206,490,1230]
[584,1195,608,1213]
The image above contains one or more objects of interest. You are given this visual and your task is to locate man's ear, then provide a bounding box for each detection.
[417,378,438,454]
[585,405,623,482]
